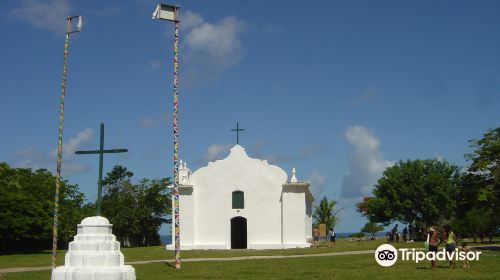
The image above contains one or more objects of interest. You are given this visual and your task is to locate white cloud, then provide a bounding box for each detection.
[138,113,168,128]
[341,125,393,198]
[297,144,329,160]
[181,11,246,85]
[63,162,90,174]
[252,143,328,164]
[263,24,284,35]
[12,146,48,169]
[149,59,162,70]
[434,154,445,162]
[11,128,93,176]
[355,86,376,104]
[307,170,326,198]
[51,128,93,159]
[262,154,290,163]
[11,0,70,35]
[200,144,232,162]
[138,117,157,128]
[63,128,93,158]
[182,10,204,30]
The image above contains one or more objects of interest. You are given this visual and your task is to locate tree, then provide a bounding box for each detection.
[102,165,133,192]
[101,166,171,247]
[349,232,366,241]
[361,222,384,239]
[0,163,92,251]
[466,127,500,186]
[454,127,500,241]
[134,178,171,246]
[313,196,342,231]
[356,159,461,228]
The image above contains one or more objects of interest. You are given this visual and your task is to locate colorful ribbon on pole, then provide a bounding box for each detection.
[52,32,69,270]
[173,20,181,269]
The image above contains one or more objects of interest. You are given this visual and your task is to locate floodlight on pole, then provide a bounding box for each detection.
[152,4,179,22]
[51,14,83,271]
[66,15,83,34]
[152,3,181,270]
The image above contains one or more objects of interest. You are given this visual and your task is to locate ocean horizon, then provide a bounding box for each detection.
[160,232,386,245]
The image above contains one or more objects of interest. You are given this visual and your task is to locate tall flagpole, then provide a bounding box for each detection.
[152,3,181,269]
[52,15,82,270]
[172,19,181,270]
[51,31,69,270]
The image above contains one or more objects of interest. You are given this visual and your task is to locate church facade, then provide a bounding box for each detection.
[166,145,314,250]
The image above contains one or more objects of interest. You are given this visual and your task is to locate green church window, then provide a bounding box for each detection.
[232,191,244,209]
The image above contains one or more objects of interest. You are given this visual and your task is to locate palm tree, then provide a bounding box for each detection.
[313,196,343,231]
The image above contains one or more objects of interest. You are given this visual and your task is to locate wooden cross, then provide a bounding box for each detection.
[231,122,245,145]
[75,123,127,216]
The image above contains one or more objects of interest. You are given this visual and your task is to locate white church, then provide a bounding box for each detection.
[166,145,314,250]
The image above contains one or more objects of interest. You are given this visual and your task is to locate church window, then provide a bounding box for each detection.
[232,191,244,209]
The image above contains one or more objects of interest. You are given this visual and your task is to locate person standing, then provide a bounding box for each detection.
[460,242,470,268]
[391,224,399,242]
[443,224,457,269]
[328,228,336,247]
[403,227,408,242]
[428,227,439,270]
[409,224,414,241]
[313,227,320,247]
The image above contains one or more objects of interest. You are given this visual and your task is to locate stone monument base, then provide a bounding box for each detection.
[51,216,136,280]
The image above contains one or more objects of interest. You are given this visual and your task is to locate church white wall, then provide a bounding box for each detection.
[191,146,286,249]
[179,186,194,247]
[282,185,307,246]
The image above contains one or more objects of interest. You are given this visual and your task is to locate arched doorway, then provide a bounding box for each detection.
[231,216,247,249]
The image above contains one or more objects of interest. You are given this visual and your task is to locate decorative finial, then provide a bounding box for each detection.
[291,167,298,183]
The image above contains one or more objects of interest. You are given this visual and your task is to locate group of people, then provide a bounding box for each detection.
[427,224,469,270]
[386,224,425,242]
[312,227,336,247]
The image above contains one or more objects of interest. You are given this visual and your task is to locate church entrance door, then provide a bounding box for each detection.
[230,216,247,249]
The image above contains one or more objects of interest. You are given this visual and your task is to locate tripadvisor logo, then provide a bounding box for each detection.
[374,244,482,267]
[375,244,398,267]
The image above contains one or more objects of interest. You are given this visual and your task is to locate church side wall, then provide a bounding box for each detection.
[305,197,313,241]
[282,186,307,246]
[179,187,194,248]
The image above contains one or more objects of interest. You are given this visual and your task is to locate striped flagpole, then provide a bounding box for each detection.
[52,32,70,270]
[173,20,181,270]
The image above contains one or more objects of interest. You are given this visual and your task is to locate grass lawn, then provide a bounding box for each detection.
[1,238,498,269]
[2,249,499,280]
[0,238,424,269]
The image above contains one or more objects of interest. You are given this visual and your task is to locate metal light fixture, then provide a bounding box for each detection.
[66,15,83,34]
[152,4,179,22]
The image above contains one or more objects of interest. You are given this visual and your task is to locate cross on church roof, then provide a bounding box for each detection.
[75,123,128,216]
[230,122,245,145]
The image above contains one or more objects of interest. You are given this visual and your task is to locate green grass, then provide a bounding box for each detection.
[0,238,424,269]
[2,238,498,269]
[0,250,64,269]
[2,250,499,280]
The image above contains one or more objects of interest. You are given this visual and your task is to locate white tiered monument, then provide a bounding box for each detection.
[52,124,135,279]
[51,216,136,280]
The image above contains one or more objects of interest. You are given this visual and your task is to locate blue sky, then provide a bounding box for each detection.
[1,0,499,234]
